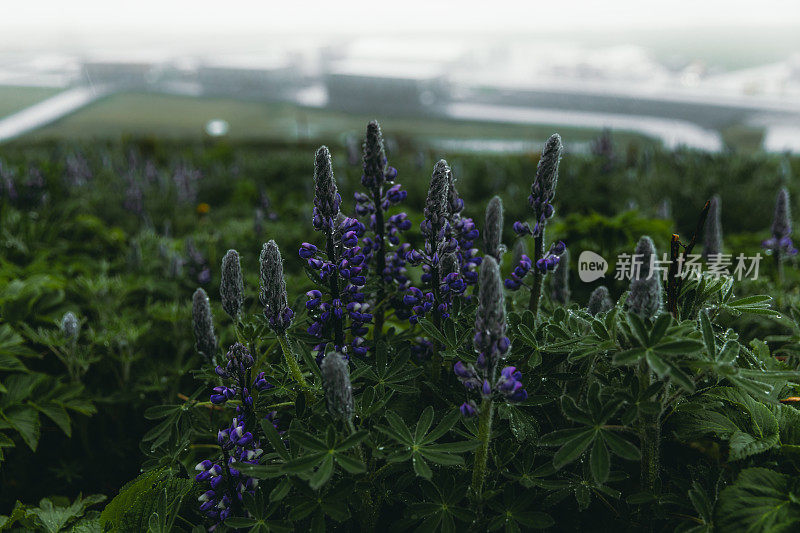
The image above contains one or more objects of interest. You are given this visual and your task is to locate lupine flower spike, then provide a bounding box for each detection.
[626,236,662,320]
[453,256,525,496]
[60,311,80,341]
[484,195,505,262]
[507,134,565,317]
[197,343,276,527]
[587,286,614,316]
[702,195,722,260]
[260,240,308,389]
[320,351,355,429]
[220,249,244,320]
[192,288,217,362]
[763,187,797,282]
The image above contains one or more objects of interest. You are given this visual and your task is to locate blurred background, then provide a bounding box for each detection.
[1,0,799,152]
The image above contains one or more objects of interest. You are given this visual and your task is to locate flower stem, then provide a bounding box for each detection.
[528,229,545,317]
[373,188,386,341]
[471,398,494,498]
[278,333,309,391]
[637,360,660,493]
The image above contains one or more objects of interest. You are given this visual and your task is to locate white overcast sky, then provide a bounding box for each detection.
[2,0,799,54]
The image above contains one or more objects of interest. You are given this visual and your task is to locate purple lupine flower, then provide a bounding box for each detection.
[762,187,798,257]
[455,256,526,413]
[196,344,278,527]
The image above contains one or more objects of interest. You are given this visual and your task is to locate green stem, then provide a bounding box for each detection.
[373,187,386,341]
[528,229,545,317]
[637,360,660,493]
[471,398,494,498]
[278,334,309,390]
[775,249,783,286]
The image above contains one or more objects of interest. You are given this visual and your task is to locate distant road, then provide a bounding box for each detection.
[0,85,110,142]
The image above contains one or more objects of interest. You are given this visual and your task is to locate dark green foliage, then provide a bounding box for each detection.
[0,136,799,532]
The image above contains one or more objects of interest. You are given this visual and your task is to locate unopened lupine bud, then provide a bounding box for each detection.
[192,288,217,360]
[320,351,354,424]
[534,134,562,207]
[587,286,613,316]
[259,240,293,332]
[626,236,662,320]
[313,146,341,231]
[703,195,722,259]
[220,249,244,319]
[446,165,464,217]
[362,120,388,191]
[550,249,570,305]
[656,198,672,220]
[484,196,504,261]
[772,187,792,240]
[422,160,450,241]
[60,312,80,340]
[474,256,507,366]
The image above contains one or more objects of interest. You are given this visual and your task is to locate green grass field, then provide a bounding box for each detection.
[26,92,651,148]
[0,85,60,118]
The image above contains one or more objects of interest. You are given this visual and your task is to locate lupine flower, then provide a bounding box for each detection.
[259,241,294,332]
[60,312,80,341]
[192,288,217,361]
[312,146,341,231]
[505,241,566,290]
[320,351,354,424]
[220,249,244,320]
[587,286,614,316]
[421,160,450,243]
[626,236,662,320]
[454,257,526,410]
[528,133,563,237]
[197,343,277,527]
[361,120,397,192]
[484,195,504,262]
[763,187,798,257]
[443,168,482,288]
[550,249,570,305]
[703,195,722,260]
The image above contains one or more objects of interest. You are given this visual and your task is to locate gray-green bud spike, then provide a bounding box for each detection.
[320,351,354,424]
[484,195,505,262]
[192,288,217,361]
[626,236,662,320]
[220,249,244,319]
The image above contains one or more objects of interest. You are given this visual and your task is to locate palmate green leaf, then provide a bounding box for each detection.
[30,494,106,533]
[384,411,414,444]
[422,409,460,444]
[283,453,325,473]
[553,429,596,470]
[650,313,672,345]
[334,430,368,451]
[2,405,40,451]
[654,339,705,354]
[539,427,590,446]
[418,450,464,466]
[716,468,800,532]
[626,312,651,347]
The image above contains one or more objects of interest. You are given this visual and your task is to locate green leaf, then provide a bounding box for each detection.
[590,437,610,484]
[716,468,800,532]
[602,431,641,461]
[2,406,40,451]
[654,339,704,354]
[418,319,448,346]
[649,314,672,345]
[412,454,432,479]
[309,455,334,490]
[626,313,650,347]
[553,429,595,470]
[261,418,290,461]
[290,430,328,452]
[415,406,434,443]
[645,351,669,377]
[32,402,71,437]
[284,453,325,473]
[334,430,368,452]
[384,411,414,444]
[335,453,366,474]
[612,348,646,365]
[700,310,716,358]
[423,409,460,444]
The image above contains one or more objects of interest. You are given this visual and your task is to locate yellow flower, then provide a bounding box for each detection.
[197,203,210,215]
